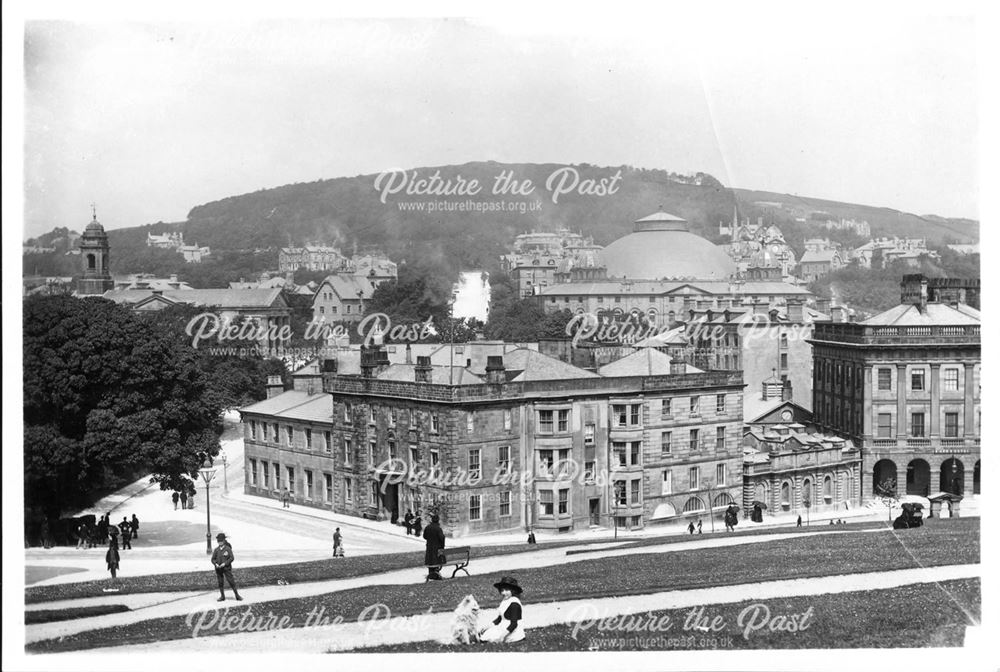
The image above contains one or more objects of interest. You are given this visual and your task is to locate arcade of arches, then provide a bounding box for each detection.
[873,457,980,497]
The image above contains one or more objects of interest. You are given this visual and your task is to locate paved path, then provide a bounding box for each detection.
[44,563,981,654]
[25,527,890,643]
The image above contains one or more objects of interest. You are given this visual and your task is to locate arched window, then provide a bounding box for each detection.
[682,497,705,513]
[87,253,96,270]
[823,475,833,502]
[780,481,791,506]
[712,493,736,509]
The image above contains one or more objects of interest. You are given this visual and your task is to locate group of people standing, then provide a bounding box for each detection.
[75,512,139,550]
[402,509,424,536]
[170,487,197,510]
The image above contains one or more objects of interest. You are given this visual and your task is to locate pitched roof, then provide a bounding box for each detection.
[318,275,376,301]
[104,288,287,310]
[376,364,485,385]
[862,302,981,327]
[800,249,839,264]
[240,390,333,423]
[501,348,600,381]
[597,349,701,377]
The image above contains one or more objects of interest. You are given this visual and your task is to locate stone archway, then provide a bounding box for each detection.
[973,460,980,495]
[940,458,965,495]
[906,459,931,497]
[873,459,897,496]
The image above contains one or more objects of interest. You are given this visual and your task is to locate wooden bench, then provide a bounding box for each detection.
[425,546,471,580]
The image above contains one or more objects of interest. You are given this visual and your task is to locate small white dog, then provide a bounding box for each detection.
[449,594,481,645]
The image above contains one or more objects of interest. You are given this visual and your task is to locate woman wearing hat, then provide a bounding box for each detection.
[478,576,525,643]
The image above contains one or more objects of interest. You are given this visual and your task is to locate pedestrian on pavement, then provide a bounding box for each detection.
[281,488,291,508]
[413,511,423,536]
[106,538,120,579]
[131,514,140,539]
[180,490,188,509]
[333,527,344,557]
[404,510,414,535]
[120,521,133,550]
[697,520,703,534]
[796,515,802,527]
[211,533,243,602]
[76,523,87,549]
[188,485,196,509]
[423,514,445,581]
[526,528,536,545]
[172,491,180,510]
[687,521,695,535]
[478,576,526,643]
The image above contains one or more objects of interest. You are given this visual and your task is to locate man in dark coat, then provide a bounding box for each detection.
[423,514,445,580]
[413,511,423,536]
[172,491,180,510]
[404,510,414,535]
[119,518,132,550]
[180,490,188,509]
[131,514,140,539]
[106,538,120,579]
[211,533,243,601]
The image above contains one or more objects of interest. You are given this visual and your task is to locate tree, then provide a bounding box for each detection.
[23,295,225,523]
[875,478,900,523]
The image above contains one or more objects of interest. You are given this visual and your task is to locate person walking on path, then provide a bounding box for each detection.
[106,538,120,579]
[796,515,802,527]
[180,490,188,509]
[687,521,695,535]
[119,520,133,550]
[211,533,243,602]
[697,520,703,534]
[423,514,445,580]
[281,488,291,508]
[478,576,526,643]
[404,510,414,535]
[172,491,180,510]
[130,514,140,539]
[333,528,344,557]
[527,528,536,545]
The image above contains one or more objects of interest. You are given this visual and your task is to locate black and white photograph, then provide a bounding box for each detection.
[3,3,994,671]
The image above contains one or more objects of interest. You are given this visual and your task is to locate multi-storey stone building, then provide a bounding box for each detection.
[240,346,745,537]
[807,277,981,500]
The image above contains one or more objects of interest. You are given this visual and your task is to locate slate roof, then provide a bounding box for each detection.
[596,349,701,377]
[240,390,333,423]
[317,275,376,301]
[376,364,485,386]
[861,302,980,327]
[502,348,600,381]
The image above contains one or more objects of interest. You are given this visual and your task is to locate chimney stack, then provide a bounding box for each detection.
[361,345,390,378]
[781,378,793,401]
[830,305,847,323]
[669,358,686,375]
[405,343,413,365]
[815,297,831,315]
[266,375,285,399]
[415,355,432,383]
[786,299,804,324]
[486,355,506,384]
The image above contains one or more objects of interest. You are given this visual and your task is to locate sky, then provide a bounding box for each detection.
[15,10,984,239]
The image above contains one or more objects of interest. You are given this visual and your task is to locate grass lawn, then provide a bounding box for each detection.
[26,518,978,653]
[23,515,902,604]
[360,578,981,652]
[25,604,131,625]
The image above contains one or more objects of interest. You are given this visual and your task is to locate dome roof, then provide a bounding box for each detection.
[599,212,737,280]
[84,215,106,236]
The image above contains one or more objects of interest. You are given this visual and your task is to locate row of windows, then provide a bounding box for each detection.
[249,422,333,452]
[341,407,517,434]
[248,460,332,503]
[876,412,963,438]
[616,396,730,427]
[659,463,728,495]
[876,367,963,393]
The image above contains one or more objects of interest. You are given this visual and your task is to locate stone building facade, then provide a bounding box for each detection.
[807,278,981,500]
[240,347,745,537]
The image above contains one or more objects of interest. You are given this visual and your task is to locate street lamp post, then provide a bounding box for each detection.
[198,456,218,555]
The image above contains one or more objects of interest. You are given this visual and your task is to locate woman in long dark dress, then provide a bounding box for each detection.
[106,538,120,579]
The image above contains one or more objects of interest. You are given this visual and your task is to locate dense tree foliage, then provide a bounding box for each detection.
[23,296,226,521]
[485,271,573,341]
[808,253,980,318]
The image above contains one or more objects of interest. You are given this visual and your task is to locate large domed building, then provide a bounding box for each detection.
[599,211,736,280]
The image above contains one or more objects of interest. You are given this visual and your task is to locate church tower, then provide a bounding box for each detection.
[77,206,114,295]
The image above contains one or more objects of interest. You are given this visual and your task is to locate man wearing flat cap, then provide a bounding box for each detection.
[479,576,525,643]
[211,533,243,602]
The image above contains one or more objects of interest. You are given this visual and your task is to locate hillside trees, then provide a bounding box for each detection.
[23,296,225,523]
